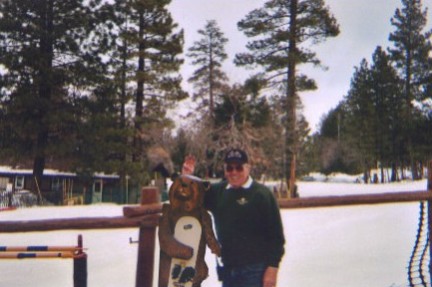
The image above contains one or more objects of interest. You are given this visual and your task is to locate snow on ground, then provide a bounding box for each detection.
[0,178,428,287]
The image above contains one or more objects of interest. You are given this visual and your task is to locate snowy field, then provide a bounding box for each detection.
[0,178,428,287]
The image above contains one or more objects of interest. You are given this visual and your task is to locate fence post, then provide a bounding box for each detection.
[428,160,432,283]
[136,187,159,287]
[73,234,87,287]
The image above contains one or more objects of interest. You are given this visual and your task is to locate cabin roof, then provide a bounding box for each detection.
[0,166,119,179]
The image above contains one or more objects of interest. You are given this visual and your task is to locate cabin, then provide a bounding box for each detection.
[0,166,121,206]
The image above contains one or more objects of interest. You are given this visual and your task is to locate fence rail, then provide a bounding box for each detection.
[2,191,430,233]
[0,214,159,233]
[278,190,432,209]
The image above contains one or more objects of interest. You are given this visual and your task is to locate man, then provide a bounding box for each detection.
[182,148,285,287]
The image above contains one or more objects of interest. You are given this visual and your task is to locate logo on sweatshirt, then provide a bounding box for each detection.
[237,197,248,205]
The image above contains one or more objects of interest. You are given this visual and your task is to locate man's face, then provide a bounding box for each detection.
[224,163,250,188]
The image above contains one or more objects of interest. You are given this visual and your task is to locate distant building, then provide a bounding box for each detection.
[0,166,121,206]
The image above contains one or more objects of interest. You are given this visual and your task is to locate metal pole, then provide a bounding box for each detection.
[135,187,159,287]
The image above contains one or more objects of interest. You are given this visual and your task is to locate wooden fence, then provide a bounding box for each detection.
[0,161,430,287]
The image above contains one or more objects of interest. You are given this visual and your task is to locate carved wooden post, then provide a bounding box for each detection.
[427,160,432,282]
[136,187,159,287]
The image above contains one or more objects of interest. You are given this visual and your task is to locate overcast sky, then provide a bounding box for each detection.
[168,0,432,133]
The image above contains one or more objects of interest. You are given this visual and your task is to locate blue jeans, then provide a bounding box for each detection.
[222,263,266,287]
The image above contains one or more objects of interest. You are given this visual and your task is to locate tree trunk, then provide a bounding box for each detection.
[400,163,406,180]
[209,52,214,119]
[419,161,424,179]
[120,36,127,130]
[285,0,298,198]
[134,11,145,164]
[32,0,54,198]
[391,162,397,182]
[412,161,419,180]
[363,171,368,184]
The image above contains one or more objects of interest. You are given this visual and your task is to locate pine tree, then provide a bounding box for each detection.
[0,0,103,192]
[102,0,136,131]
[235,0,339,196]
[388,0,432,179]
[343,60,376,181]
[369,47,404,181]
[340,48,404,182]
[108,0,187,174]
[187,20,229,119]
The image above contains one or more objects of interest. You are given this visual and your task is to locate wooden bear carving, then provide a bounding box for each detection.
[158,175,221,287]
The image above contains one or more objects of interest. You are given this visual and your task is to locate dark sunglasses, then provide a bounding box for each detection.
[225,164,244,172]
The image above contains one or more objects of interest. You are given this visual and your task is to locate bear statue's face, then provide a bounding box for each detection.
[168,176,204,213]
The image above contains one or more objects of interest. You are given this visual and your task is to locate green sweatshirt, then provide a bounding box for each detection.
[204,179,285,268]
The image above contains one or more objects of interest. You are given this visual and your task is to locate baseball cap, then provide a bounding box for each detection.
[224,148,249,164]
